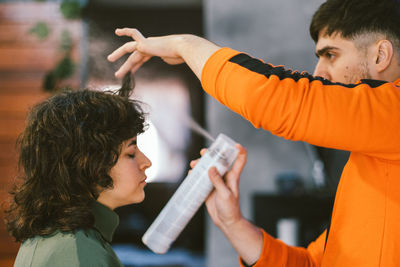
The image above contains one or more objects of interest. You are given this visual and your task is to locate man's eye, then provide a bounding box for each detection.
[128,154,136,159]
[326,53,334,59]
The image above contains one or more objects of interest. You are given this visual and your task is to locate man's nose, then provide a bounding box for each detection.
[313,60,331,80]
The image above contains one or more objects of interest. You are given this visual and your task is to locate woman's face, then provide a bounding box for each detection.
[97,136,152,209]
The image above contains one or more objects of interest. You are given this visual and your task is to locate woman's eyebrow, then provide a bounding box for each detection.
[127,139,137,147]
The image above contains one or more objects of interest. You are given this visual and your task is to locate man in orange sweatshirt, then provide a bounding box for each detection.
[107,0,400,266]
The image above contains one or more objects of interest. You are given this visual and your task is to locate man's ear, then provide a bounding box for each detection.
[375,40,393,73]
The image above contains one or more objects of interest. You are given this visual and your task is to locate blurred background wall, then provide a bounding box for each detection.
[0,1,349,267]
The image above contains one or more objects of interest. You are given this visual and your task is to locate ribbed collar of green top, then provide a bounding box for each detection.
[90,201,119,243]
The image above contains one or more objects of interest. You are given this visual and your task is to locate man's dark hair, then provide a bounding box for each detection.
[310,0,400,48]
[5,76,146,242]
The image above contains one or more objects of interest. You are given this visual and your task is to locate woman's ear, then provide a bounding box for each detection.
[374,39,394,73]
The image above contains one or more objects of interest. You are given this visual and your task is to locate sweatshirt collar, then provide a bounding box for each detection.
[90,201,119,243]
[356,78,400,86]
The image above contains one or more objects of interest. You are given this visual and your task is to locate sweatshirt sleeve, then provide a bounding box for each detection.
[239,229,325,267]
[201,48,400,160]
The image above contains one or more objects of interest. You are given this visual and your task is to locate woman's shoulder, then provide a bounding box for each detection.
[36,228,110,254]
[15,229,123,267]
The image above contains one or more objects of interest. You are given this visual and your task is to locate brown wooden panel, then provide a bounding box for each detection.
[0,72,44,93]
[0,236,18,257]
[0,257,15,267]
[0,93,49,115]
[0,48,81,74]
[0,139,18,161]
[0,117,25,139]
[0,222,19,256]
[0,73,84,95]
[0,159,18,252]
[0,178,15,206]
[0,170,20,257]
[0,22,82,46]
[0,161,17,184]
[0,2,83,258]
[0,47,58,71]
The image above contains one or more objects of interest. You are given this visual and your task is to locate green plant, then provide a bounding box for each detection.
[29,22,50,40]
[60,0,82,19]
[29,0,85,92]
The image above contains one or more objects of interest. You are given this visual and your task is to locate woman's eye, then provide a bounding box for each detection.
[128,154,136,159]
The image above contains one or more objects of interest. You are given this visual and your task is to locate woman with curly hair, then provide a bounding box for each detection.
[5,76,151,266]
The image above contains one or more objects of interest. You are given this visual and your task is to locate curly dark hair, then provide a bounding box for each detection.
[5,75,146,242]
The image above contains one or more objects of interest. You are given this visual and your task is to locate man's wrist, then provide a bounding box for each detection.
[220,216,247,233]
[172,34,198,57]
[219,217,264,266]
[173,34,220,79]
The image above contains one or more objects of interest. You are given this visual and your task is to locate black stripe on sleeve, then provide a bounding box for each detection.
[228,53,388,89]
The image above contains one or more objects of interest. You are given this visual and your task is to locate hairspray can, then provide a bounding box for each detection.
[142,133,239,254]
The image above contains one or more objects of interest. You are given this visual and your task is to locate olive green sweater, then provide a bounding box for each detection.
[14,201,123,267]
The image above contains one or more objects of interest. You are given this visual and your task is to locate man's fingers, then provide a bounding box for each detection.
[208,167,230,196]
[190,158,200,168]
[107,41,137,62]
[128,55,151,75]
[115,28,146,41]
[230,144,247,176]
[114,51,143,78]
[204,191,220,226]
[108,29,146,64]
[189,149,207,169]
[225,144,247,197]
[200,148,207,156]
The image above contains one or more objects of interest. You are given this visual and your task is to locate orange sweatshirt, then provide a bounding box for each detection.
[201,47,400,267]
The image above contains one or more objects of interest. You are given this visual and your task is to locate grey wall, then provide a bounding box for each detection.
[204,1,325,266]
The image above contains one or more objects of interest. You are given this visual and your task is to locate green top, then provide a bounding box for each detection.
[14,201,124,267]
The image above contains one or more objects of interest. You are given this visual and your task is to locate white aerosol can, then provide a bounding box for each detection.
[142,133,239,254]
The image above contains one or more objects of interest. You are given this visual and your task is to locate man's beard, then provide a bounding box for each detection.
[345,59,372,84]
